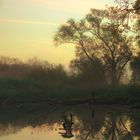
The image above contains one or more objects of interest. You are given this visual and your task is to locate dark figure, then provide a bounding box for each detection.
[59,112,74,138]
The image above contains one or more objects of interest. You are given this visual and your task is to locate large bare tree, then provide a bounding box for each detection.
[54,7,133,86]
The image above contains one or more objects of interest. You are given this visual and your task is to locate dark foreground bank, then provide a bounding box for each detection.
[0,78,140,108]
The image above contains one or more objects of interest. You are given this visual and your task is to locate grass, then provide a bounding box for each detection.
[95,85,132,103]
[0,77,139,106]
[0,78,91,105]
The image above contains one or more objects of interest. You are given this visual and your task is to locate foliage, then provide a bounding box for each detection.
[70,56,106,89]
[130,53,140,86]
[54,7,133,86]
[0,56,137,105]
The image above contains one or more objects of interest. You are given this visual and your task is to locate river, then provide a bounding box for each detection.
[0,104,139,140]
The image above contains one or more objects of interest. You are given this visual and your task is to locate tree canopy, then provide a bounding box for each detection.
[54,6,134,86]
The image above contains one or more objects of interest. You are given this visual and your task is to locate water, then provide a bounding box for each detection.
[0,104,140,140]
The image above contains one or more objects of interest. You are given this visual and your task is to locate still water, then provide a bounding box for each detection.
[0,104,140,140]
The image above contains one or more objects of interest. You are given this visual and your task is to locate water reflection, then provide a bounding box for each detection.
[59,112,74,138]
[0,105,139,140]
[76,109,133,140]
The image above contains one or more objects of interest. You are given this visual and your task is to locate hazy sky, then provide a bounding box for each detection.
[0,0,114,66]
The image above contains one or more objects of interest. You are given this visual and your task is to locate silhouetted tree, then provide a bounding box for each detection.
[54,7,132,86]
[115,0,140,15]
[130,53,140,86]
[70,55,106,89]
[115,0,140,48]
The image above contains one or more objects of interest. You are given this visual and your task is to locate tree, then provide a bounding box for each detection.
[133,0,140,47]
[115,0,140,46]
[70,55,106,89]
[133,0,140,14]
[130,53,140,86]
[115,0,140,14]
[54,7,132,86]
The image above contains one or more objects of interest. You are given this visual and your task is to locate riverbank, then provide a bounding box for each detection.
[0,78,139,108]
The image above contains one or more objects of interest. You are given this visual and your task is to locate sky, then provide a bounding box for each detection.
[0,0,114,67]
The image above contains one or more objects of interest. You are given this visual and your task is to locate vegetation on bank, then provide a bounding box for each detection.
[0,55,139,107]
[0,77,140,107]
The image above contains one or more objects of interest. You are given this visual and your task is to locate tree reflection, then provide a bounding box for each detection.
[130,111,140,138]
[0,105,139,140]
[76,107,136,140]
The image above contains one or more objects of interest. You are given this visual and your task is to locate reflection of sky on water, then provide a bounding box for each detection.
[0,125,65,140]
[0,122,78,140]
[0,105,139,140]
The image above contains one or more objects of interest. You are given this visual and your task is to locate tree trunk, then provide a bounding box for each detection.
[111,64,118,87]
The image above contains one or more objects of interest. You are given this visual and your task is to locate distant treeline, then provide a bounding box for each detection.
[0,53,139,106]
[0,55,140,87]
[0,56,62,78]
[0,56,106,91]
